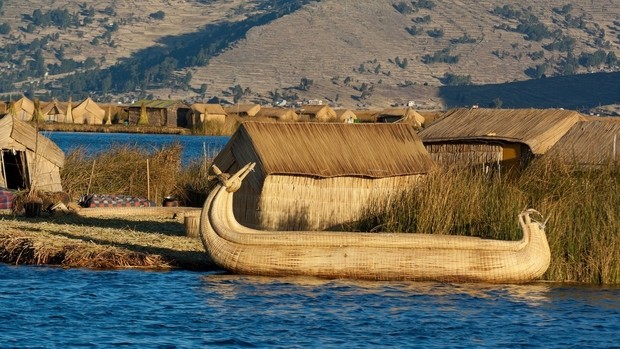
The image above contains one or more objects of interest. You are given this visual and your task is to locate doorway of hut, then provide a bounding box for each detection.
[1,150,29,190]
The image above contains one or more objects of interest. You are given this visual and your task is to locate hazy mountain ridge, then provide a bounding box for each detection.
[1,0,619,110]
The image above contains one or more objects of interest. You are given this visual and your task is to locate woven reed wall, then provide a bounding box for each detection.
[425,143,503,168]
[25,149,63,192]
[256,174,424,231]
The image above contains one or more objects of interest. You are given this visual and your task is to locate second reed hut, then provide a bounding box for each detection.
[72,97,105,124]
[212,121,436,231]
[377,107,425,128]
[0,115,65,191]
[546,118,620,166]
[418,108,585,170]
[188,103,227,128]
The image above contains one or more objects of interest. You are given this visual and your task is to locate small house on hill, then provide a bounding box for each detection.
[0,115,65,191]
[212,122,436,231]
[72,97,105,124]
[127,100,191,127]
[188,103,227,128]
[546,118,620,166]
[254,107,298,122]
[224,104,261,117]
[418,108,585,170]
[298,104,337,122]
[377,107,425,128]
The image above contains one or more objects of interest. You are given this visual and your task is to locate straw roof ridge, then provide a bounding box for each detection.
[418,108,586,154]
[233,121,435,178]
[133,99,188,109]
[547,119,620,164]
[191,103,226,114]
[0,114,65,167]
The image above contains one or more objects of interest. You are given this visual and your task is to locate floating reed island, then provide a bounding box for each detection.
[2,116,620,284]
[0,209,214,270]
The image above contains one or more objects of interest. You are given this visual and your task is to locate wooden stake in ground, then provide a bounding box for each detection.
[87,160,96,195]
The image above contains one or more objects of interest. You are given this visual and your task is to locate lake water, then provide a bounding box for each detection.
[46,131,230,164]
[20,131,620,347]
[1,264,618,348]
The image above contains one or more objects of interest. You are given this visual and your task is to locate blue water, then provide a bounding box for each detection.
[1,264,619,348]
[45,132,230,164]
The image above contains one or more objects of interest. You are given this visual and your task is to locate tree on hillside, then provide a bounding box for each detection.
[299,77,313,91]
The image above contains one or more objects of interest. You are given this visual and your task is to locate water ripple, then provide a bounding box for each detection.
[1,265,618,348]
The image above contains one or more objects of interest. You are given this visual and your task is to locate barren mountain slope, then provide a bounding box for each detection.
[189,0,620,108]
[0,0,253,70]
[2,0,620,109]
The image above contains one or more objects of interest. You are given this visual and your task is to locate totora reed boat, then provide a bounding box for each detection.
[199,163,551,283]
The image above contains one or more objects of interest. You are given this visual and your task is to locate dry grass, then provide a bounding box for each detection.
[355,158,620,285]
[0,211,213,270]
[61,143,183,205]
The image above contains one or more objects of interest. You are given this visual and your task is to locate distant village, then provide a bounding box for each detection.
[0,96,429,130]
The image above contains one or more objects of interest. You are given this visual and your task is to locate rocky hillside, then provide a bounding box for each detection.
[1,0,620,110]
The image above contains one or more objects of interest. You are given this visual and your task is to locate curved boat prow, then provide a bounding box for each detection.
[199,163,551,283]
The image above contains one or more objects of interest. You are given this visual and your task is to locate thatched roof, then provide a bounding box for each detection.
[13,96,35,120]
[378,107,425,126]
[224,104,261,117]
[191,103,226,115]
[132,100,189,109]
[418,108,586,155]
[73,97,105,123]
[42,99,66,116]
[547,119,620,164]
[0,115,65,167]
[334,109,358,122]
[299,104,337,121]
[217,122,435,178]
[254,107,298,121]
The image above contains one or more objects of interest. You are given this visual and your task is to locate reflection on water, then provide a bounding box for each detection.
[1,265,619,348]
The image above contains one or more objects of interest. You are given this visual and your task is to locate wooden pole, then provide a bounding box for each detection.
[146,159,150,201]
[87,159,96,195]
[0,151,7,188]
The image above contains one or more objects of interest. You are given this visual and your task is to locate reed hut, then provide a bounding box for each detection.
[41,99,66,123]
[188,103,227,128]
[212,121,436,231]
[377,107,425,128]
[224,104,261,117]
[298,104,337,122]
[12,96,35,121]
[72,97,105,125]
[0,115,65,191]
[335,109,358,123]
[418,108,586,170]
[546,118,620,166]
[254,107,299,122]
[353,109,380,123]
[127,100,191,127]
